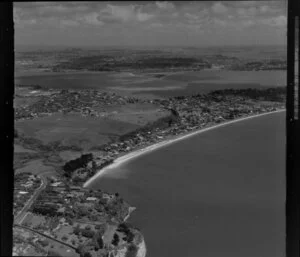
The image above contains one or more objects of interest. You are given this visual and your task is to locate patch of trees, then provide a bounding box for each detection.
[209,87,286,102]
[117,223,135,243]
[31,203,58,216]
[76,244,91,257]
[105,199,128,221]
[125,244,138,257]
[73,205,91,219]
[119,113,180,142]
[75,232,103,257]
[95,224,106,235]
[63,153,93,178]
[111,233,120,246]
[81,229,95,238]
[73,225,96,239]
[92,231,104,250]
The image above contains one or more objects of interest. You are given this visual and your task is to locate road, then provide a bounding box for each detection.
[14,224,77,250]
[14,172,51,225]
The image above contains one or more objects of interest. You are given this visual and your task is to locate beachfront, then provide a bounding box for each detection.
[84,109,286,187]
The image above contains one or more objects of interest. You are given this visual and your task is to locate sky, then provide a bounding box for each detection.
[14,1,287,47]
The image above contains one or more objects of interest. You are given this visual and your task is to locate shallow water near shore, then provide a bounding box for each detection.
[15,70,286,98]
[89,111,285,257]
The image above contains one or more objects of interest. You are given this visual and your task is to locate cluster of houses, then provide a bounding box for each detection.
[14,87,143,121]
[81,89,285,180]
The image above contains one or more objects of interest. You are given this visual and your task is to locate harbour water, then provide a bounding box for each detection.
[89,111,285,257]
[15,70,286,98]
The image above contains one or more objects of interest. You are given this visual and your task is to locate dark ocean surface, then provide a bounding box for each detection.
[89,111,285,257]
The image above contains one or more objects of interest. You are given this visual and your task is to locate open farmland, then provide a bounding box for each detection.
[15,113,140,151]
[14,159,56,175]
[99,103,170,126]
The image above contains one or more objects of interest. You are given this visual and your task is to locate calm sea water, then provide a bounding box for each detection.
[89,111,285,257]
[15,70,286,97]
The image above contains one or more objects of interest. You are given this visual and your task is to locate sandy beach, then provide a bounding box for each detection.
[84,108,286,187]
[136,237,147,257]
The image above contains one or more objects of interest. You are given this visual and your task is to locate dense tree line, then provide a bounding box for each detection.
[63,153,93,178]
[125,244,138,257]
[209,87,286,102]
[117,223,135,243]
[31,204,58,216]
[119,113,180,142]
[111,233,119,246]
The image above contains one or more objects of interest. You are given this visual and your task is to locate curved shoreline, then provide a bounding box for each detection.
[84,109,285,187]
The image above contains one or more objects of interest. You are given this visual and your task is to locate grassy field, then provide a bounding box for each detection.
[99,103,170,126]
[15,113,140,151]
[15,159,56,175]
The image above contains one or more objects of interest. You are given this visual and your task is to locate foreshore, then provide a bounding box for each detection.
[136,237,147,257]
[84,108,285,187]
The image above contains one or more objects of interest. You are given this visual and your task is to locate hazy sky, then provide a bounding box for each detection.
[14,1,287,47]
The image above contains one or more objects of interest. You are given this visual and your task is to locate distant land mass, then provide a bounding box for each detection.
[15,44,287,52]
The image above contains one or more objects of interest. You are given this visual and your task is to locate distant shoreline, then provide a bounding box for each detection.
[84,109,285,187]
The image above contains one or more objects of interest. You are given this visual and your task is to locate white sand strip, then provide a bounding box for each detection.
[84,109,285,187]
[136,237,147,257]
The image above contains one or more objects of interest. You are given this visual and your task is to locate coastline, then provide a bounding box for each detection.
[84,108,285,187]
[124,207,137,222]
[136,237,147,257]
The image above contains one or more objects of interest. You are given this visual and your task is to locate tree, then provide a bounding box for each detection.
[125,244,138,257]
[73,224,81,235]
[93,231,104,249]
[127,231,134,243]
[81,229,95,238]
[111,233,119,246]
[83,252,92,257]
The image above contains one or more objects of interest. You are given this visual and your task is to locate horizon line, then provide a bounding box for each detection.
[15,43,287,50]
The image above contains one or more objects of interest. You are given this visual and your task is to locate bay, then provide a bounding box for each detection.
[89,111,285,257]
